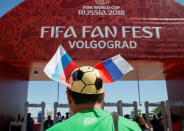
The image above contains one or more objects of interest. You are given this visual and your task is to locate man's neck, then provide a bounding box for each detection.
[71,103,102,114]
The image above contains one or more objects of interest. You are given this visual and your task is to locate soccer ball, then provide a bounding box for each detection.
[68,66,104,94]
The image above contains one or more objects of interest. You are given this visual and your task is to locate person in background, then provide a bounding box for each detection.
[124,114,130,119]
[157,113,164,131]
[151,115,161,131]
[17,114,21,122]
[65,112,70,120]
[135,115,149,131]
[44,115,53,130]
[56,112,61,123]
[61,116,65,122]
[27,113,34,131]
[142,114,147,121]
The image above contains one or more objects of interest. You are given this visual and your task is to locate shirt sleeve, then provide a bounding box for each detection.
[118,116,142,131]
[46,124,59,131]
[46,127,53,131]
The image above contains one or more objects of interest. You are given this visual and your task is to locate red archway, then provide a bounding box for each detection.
[0,0,184,130]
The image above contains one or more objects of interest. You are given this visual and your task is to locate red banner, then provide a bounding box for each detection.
[0,0,184,60]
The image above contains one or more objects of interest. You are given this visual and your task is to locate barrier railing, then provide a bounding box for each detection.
[53,101,138,123]
[23,102,45,131]
[102,101,138,118]
[53,102,70,124]
[23,100,184,131]
[144,101,168,131]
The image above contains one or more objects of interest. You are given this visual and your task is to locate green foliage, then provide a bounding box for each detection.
[130,109,142,115]
[151,106,161,115]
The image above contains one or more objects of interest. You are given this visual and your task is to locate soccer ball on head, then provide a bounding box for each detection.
[68,66,104,94]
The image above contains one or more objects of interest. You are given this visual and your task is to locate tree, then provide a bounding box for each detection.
[130,109,142,115]
[151,106,161,115]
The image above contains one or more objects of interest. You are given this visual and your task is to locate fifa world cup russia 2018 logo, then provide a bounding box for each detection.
[95,0,110,5]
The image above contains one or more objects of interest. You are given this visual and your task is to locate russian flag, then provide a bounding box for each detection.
[44,45,78,86]
[94,54,133,83]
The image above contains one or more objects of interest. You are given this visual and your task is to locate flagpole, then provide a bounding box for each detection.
[57,82,60,103]
[136,70,141,106]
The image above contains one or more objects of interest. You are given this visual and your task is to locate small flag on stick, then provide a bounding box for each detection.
[44,45,78,86]
[94,54,133,83]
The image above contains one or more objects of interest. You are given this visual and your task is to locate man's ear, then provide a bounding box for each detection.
[101,92,106,104]
[66,90,72,105]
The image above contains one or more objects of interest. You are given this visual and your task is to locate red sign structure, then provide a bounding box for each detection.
[0,0,184,130]
[0,0,184,60]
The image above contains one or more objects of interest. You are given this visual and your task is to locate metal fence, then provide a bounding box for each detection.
[20,100,184,131]
[23,102,45,131]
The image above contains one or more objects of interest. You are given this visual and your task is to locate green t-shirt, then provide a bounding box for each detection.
[47,109,141,131]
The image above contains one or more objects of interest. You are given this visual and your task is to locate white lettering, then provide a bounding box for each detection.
[64,26,77,38]
[132,26,142,38]
[142,27,153,38]
[152,27,162,38]
[115,41,121,48]
[98,40,106,48]
[68,41,76,49]
[91,26,104,38]
[107,41,114,48]
[55,26,65,38]
[130,41,137,49]
[76,40,84,48]
[122,41,129,48]
[105,26,117,38]
[122,26,131,38]
[82,26,92,38]
[40,26,51,38]
[90,40,97,48]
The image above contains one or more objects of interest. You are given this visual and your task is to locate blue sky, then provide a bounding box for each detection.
[176,0,184,5]
[28,80,168,117]
[0,0,24,18]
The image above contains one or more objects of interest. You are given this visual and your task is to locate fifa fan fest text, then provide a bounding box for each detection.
[40,26,162,49]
